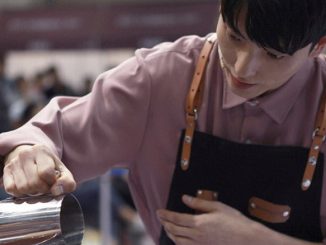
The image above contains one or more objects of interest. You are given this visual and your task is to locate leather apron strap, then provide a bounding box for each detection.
[181,34,326,192]
[302,88,326,191]
[180,34,217,171]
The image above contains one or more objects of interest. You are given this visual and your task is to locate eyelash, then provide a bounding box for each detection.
[266,51,285,60]
[228,31,285,60]
[229,33,242,42]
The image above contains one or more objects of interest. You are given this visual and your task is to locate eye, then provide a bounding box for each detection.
[228,33,242,42]
[266,51,285,60]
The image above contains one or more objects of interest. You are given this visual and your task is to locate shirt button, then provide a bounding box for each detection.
[246,99,259,106]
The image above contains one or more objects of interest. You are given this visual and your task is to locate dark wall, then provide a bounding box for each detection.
[0,2,219,51]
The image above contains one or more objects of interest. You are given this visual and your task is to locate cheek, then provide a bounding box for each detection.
[260,61,302,90]
[218,40,237,66]
[272,60,303,81]
[216,23,237,66]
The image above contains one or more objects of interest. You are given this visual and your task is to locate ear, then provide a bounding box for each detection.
[309,36,326,57]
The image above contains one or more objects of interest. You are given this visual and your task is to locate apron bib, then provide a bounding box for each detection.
[159,34,326,244]
[159,131,324,244]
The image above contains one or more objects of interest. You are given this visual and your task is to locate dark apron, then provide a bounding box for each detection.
[159,35,325,244]
[159,131,324,244]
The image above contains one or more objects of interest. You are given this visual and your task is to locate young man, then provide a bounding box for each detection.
[1,0,326,244]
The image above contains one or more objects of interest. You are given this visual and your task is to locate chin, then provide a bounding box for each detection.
[229,86,264,100]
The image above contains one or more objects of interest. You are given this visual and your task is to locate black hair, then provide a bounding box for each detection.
[221,0,326,54]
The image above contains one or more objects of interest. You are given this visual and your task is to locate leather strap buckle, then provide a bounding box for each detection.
[180,34,217,171]
[302,88,326,191]
[312,128,326,142]
[187,109,198,121]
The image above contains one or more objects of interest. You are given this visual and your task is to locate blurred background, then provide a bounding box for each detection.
[0,0,218,244]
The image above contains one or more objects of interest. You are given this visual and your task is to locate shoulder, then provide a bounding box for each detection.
[97,34,213,83]
[317,53,326,61]
[316,54,326,71]
[135,34,212,64]
[313,54,326,88]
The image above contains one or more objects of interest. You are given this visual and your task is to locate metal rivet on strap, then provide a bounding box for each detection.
[308,156,317,165]
[184,136,192,144]
[313,145,320,150]
[302,179,311,188]
[283,211,290,217]
[181,159,189,168]
[250,202,256,209]
[197,190,203,195]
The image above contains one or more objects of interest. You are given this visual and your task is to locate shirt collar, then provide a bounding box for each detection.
[222,59,313,124]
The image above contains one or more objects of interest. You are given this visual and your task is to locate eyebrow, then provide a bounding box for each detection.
[229,25,289,56]
[226,23,247,40]
[262,46,288,56]
[234,30,246,40]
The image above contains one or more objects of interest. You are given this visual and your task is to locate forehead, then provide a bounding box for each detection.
[224,7,247,35]
[221,1,251,38]
[221,0,304,54]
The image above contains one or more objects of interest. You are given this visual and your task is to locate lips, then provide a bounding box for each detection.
[228,72,255,89]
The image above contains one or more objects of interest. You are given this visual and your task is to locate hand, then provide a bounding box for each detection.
[3,144,76,197]
[157,195,258,245]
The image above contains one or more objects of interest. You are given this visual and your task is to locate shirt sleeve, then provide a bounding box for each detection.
[0,53,152,183]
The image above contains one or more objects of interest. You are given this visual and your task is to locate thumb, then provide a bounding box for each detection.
[182,194,219,213]
[50,156,76,196]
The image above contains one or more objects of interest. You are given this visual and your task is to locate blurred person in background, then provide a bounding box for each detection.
[9,75,47,128]
[0,89,10,133]
[74,169,154,245]
[9,75,33,128]
[110,169,153,245]
[2,1,326,245]
[78,76,94,96]
[30,72,47,103]
[0,53,15,132]
[42,65,76,100]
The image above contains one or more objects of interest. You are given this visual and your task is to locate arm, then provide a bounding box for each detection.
[0,53,152,196]
[157,195,323,245]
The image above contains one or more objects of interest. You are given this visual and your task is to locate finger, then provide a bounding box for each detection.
[17,147,51,195]
[183,195,238,215]
[23,159,51,195]
[35,151,58,186]
[50,156,76,196]
[159,217,196,238]
[157,209,195,228]
[164,228,193,245]
[32,144,76,196]
[11,162,29,196]
[182,195,219,213]
[3,144,52,196]
[212,200,242,215]
[165,230,177,244]
[3,166,18,196]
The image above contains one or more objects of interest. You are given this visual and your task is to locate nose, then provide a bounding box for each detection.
[234,49,259,78]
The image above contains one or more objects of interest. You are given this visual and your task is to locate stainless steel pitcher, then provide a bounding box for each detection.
[0,194,84,245]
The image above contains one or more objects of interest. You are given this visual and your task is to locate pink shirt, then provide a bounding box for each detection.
[0,34,326,244]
